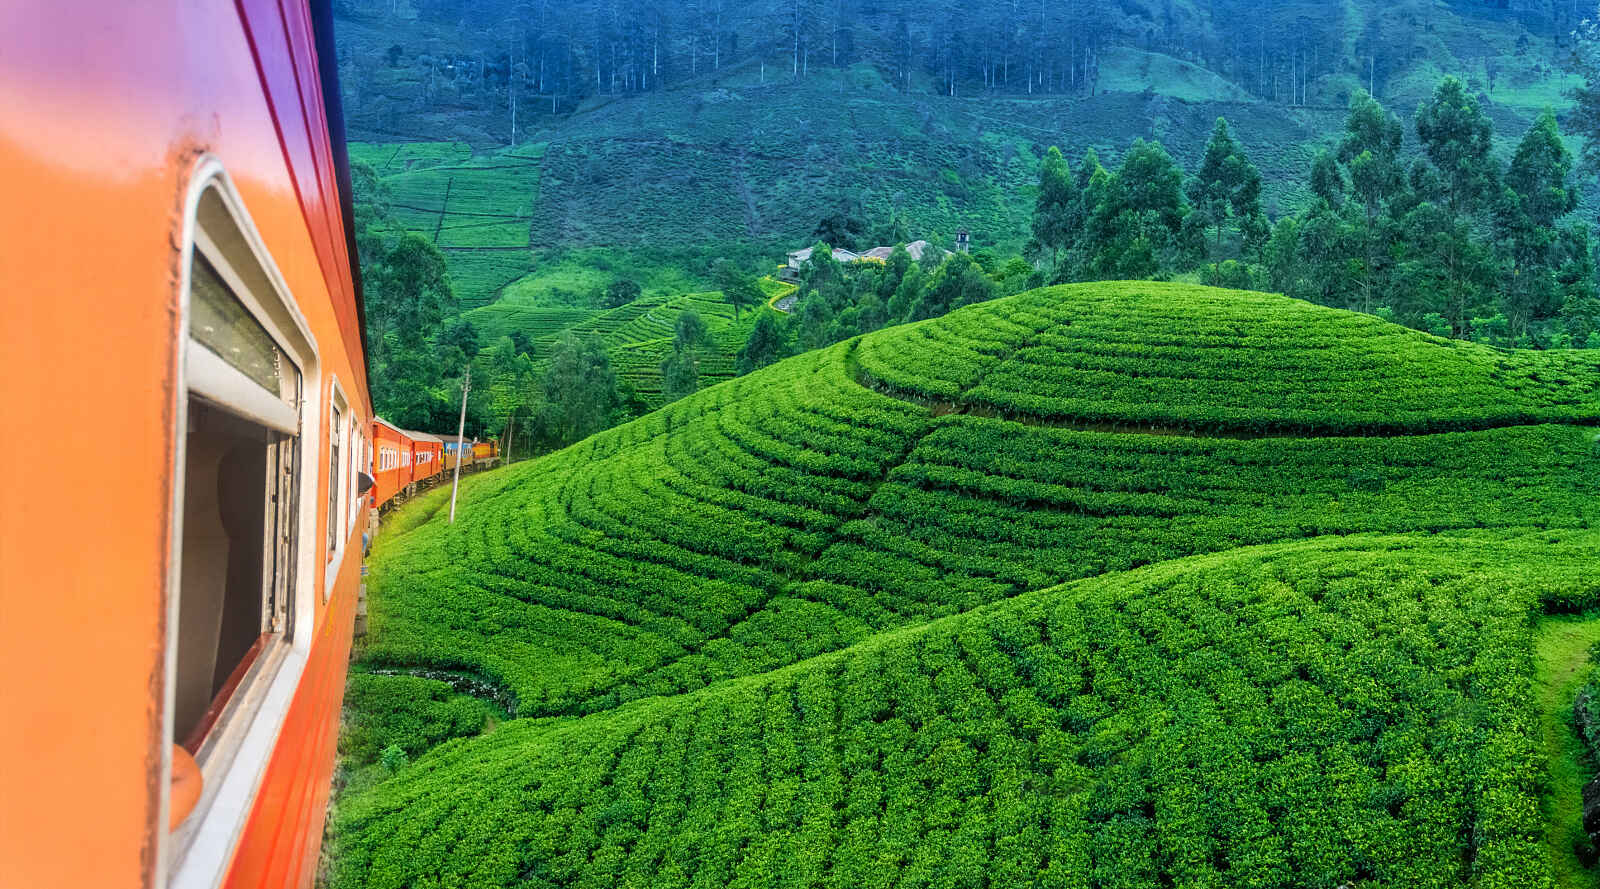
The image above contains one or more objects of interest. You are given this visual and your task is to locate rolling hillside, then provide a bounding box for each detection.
[462,281,789,408]
[329,282,1600,888]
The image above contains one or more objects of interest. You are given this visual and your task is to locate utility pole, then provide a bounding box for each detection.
[449,366,471,524]
[502,409,516,467]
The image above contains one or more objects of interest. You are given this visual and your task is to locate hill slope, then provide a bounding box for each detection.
[331,283,1600,887]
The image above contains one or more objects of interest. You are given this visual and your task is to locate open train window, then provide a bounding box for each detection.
[176,245,305,754]
[165,164,319,887]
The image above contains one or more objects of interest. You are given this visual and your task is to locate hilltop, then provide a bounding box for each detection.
[329,282,1600,887]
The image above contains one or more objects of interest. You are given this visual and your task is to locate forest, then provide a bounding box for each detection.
[335,0,1587,119]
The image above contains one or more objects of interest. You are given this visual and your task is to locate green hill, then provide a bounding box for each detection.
[330,283,1600,887]
[463,284,782,409]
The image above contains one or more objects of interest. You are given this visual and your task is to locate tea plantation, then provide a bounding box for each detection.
[464,286,774,407]
[331,282,1600,888]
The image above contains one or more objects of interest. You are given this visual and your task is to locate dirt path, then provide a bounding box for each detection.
[1535,614,1600,888]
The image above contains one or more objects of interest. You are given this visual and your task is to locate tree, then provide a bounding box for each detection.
[906,253,996,321]
[1334,91,1406,313]
[795,294,833,351]
[1079,140,1192,280]
[737,311,788,374]
[814,211,866,251]
[1415,76,1498,216]
[660,350,699,401]
[538,334,621,447]
[1565,13,1600,174]
[1556,226,1600,347]
[437,318,481,359]
[1186,118,1263,281]
[1496,109,1578,340]
[1395,200,1498,337]
[509,329,534,357]
[371,234,454,354]
[1028,146,1079,281]
[801,241,844,295]
[674,308,708,352]
[604,278,642,308]
[716,261,765,318]
[1309,150,1346,208]
[1338,90,1404,195]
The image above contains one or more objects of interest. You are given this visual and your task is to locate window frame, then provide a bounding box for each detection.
[325,379,350,596]
[160,157,323,889]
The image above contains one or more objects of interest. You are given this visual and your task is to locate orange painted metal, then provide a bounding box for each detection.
[371,418,407,508]
[220,558,357,889]
[0,1,369,888]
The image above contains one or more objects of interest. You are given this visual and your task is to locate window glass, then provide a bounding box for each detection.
[328,405,341,557]
[190,255,287,399]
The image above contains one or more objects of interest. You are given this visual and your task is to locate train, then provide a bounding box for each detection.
[372,418,500,510]
[0,2,494,888]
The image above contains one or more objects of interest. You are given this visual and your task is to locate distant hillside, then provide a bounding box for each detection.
[462,282,787,407]
[337,0,1593,311]
[334,0,1581,142]
[330,282,1600,888]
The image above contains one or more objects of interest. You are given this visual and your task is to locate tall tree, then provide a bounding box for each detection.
[716,262,765,318]
[738,311,789,373]
[1028,146,1080,281]
[1332,91,1406,312]
[1187,117,1264,281]
[1309,150,1346,208]
[1496,110,1578,340]
[539,334,621,446]
[1566,12,1600,174]
[906,253,997,321]
[1415,76,1498,216]
[371,233,455,354]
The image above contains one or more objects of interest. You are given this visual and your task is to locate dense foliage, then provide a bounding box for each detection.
[335,0,1581,128]
[858,282,1600,433]
[334,283,1600,887]
[334,532,1600,888]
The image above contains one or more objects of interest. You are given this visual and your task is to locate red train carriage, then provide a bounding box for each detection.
[0,2,373,888]
[371,417,408,509]
[403,430,445,484]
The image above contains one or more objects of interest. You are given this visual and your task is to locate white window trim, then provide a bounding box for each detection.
[325,379,350,596]
[160,156,323,889]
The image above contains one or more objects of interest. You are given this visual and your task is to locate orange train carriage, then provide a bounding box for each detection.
[0,1,372,888]
[0,3,508,884]
[370,418,496,511]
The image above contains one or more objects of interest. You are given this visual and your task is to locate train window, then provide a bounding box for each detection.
[174,250,303,756]
[326,382,349,596]
[328,403,342,556]
[348,424,362,532]
[166,167,319,884]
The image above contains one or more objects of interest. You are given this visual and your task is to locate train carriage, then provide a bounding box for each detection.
[371,417,409,510]
[402,429,445,485]
[0,2,374,888]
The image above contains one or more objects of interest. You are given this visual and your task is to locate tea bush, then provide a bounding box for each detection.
[336,282,1600,887]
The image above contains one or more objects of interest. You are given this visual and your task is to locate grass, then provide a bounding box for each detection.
[1536,614,1600,889]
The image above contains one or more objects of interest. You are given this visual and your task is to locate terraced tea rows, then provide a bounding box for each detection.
[464,288,768,405]
[335,282,1600,889]
[859,282,1600,433]
[360,345,930,713]
[334,532,1600,889]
